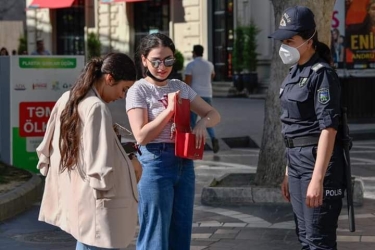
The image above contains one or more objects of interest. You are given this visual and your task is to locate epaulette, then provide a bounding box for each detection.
[311,63,325,72]
[311,62,338,80]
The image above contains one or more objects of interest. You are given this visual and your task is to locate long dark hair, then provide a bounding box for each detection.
[59,53,136,172]
[299,29,333,65]
[135,33,176,79]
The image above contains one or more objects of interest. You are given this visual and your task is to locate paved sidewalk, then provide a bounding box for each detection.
[1,144,374,250]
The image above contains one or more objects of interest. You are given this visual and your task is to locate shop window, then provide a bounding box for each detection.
[212,0,234,81]
[55,0,85,55]
[133,0,170,51]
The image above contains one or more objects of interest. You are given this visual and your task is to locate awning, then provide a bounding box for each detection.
[101,0,148,3]
[28,0,75,9]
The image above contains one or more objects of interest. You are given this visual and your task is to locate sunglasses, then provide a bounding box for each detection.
[147,58,175,68]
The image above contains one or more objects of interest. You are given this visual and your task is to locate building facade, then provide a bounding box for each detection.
[0,0,26,54]
[25,0,275,86]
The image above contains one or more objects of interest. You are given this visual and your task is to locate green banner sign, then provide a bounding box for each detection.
[12,128,38,172]
[19,58,77,69]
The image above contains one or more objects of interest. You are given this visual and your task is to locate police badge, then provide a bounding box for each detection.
[317,88,330,104]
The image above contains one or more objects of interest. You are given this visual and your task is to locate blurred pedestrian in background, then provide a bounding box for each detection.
[0,47,9,56]
[31,39,51,55]
[185,44,220,153]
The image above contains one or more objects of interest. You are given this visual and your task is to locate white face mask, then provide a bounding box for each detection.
[279,44,301,65]
[278,30,316,65]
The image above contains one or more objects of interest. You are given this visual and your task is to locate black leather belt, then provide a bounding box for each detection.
[284,136,319,148]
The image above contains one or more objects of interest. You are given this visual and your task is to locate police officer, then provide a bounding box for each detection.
[269,6,345,250]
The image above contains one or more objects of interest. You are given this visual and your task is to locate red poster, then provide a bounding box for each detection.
[19,102,56,137]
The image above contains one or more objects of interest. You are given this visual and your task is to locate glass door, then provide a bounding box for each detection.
[212,0,234,81]
[55,0,85,55]
[133,0,170,51]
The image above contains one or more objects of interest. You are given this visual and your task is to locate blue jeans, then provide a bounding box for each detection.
[190,96,216,139]
[136,143,195,250]
[75,241,119,250]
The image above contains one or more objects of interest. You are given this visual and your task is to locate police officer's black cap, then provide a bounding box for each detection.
[268,6,316,40]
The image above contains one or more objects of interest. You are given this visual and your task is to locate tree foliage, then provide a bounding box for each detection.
[254,0,336,186]
[17,35,27,55]
[87,32,102,60]
[173,49,184,72]
[232,26,244,73]
[243,23,260,72]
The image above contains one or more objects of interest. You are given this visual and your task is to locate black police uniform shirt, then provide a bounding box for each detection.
[279,53,341,139]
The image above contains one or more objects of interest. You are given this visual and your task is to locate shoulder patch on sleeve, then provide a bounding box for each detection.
[317,88,330,104]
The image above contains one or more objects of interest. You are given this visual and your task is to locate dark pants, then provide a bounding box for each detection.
[287,145,345,250]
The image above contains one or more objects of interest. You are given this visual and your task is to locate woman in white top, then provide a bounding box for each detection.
[126,33,221,250]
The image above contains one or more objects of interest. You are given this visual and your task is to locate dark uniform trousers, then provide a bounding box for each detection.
[287,144,345,250]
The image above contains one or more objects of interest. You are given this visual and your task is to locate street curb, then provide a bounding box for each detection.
[0,173,42,222]
[201,173,365,206]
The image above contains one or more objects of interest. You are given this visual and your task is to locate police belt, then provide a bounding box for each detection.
[284,136,319,148]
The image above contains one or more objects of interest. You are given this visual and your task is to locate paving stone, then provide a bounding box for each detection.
[191,238,220,242]
[337,242,375,250]
[216,211,244,216]
[245,221,272,227]
[208,208,230,213]
[221,223,247,228]
[192,227,217,234]
[236,216,269,223]
[190,240,214,246]
[337,235,361,242]
[262,229,295,237]
[284,232,300,242]
[354,213,375,219]
[269,221,295,229]
[215,229,240,234]
[191,233,212,239]
[231,213,257,219]
[190,246,207,250]
[205,239,238,247]
[236,230,266,240]
[200,214,238,223]
[199,222,223,227]
[361,236,375,242]
[210,233,237,239]
[202,247,229,250]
